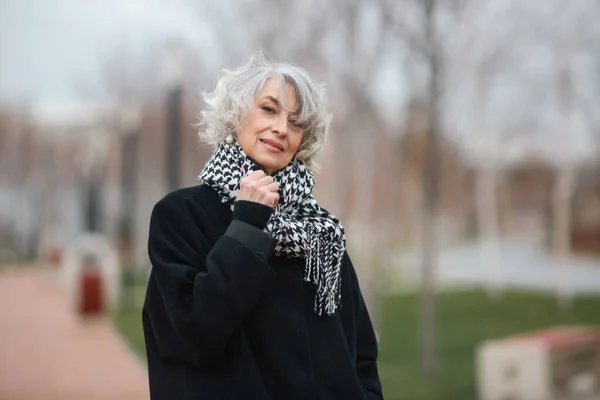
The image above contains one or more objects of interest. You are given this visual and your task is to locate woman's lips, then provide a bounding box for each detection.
[260,139,284,152]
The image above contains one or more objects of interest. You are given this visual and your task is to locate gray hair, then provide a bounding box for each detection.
[198,51,331,171]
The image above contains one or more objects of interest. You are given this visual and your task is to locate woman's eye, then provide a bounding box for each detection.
[262,106,275,114]
[289,119,303,129]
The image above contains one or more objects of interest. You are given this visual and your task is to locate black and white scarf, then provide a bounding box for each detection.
[199,142,346,316]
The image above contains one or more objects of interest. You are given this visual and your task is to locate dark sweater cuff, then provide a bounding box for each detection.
[233,200,273,230]
[225,220,277,261]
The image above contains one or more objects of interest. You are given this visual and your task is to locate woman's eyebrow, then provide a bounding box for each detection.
[261,95,281,106]
[261,95,301,115]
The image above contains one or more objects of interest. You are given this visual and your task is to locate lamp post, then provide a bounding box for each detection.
[118,102,142,309]
[162,39,185,193]
[80,128,109,233]
[71,127,116,317]
[118,103,141,254]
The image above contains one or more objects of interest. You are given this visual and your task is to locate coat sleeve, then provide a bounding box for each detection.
[144,191,277,367]
[348,257,384,400]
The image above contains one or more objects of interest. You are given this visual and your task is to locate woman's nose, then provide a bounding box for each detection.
[272,114,288,136]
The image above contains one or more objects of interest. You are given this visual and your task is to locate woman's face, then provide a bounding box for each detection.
[236,78,304,175]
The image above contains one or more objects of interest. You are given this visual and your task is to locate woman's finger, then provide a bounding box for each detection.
[264,182,279,193]
[242,169,265,183]
[268,192,279,208]
[255,175,274,187]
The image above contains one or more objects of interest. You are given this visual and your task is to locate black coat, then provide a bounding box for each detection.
[142,184,383,399]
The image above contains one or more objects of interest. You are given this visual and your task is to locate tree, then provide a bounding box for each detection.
[418,0,443,379]
[456,1,516,299]
[379,0,457,378]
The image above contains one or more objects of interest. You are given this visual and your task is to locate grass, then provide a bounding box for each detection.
[114,305,146,359]
[378,290,600,400]
[113,287,600,400]
[112,284,147,359]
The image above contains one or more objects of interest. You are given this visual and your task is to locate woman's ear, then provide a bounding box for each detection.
[226,122,236,134]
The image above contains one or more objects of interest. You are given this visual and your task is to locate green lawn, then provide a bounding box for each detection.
[378,290,600,400]
[114,288,600,400]
[113,284,147,359]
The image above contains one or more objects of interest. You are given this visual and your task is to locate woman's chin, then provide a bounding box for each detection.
[253,156,286,175]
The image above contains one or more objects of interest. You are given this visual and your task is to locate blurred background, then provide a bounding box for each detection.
[1,0,600,399]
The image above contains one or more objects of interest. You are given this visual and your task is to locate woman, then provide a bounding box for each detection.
[143,52,383,400]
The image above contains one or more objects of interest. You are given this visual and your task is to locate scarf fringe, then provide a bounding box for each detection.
[305,224,344,316]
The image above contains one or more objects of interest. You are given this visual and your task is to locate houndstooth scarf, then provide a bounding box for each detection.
[199,142,346,316]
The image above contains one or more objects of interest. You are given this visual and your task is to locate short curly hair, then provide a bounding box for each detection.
[198,51,332,171]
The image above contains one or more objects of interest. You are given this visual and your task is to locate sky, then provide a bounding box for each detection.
[0,0,213,117]
[0,0,598,161]
[0,0,406,125]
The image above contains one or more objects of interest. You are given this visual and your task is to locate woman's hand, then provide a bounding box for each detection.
[237,170,279,208]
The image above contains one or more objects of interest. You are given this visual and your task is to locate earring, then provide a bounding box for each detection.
[225,134,234,144]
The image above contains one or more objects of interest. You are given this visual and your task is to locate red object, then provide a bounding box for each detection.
[79,259,104,316]
[508,327,600,351]
[47,247,62,269]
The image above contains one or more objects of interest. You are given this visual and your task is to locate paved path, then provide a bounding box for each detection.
[0,268,149,400]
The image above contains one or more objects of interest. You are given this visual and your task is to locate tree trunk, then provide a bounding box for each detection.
[553,50,575,308]
[476,164,504,299]
[552,166,574,308]
[419,0,440,379]
[165,86,183,192]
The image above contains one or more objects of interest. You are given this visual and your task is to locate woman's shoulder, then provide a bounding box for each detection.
[149,184,231,244]
[151,184,227,224]
[154,184,221,210]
